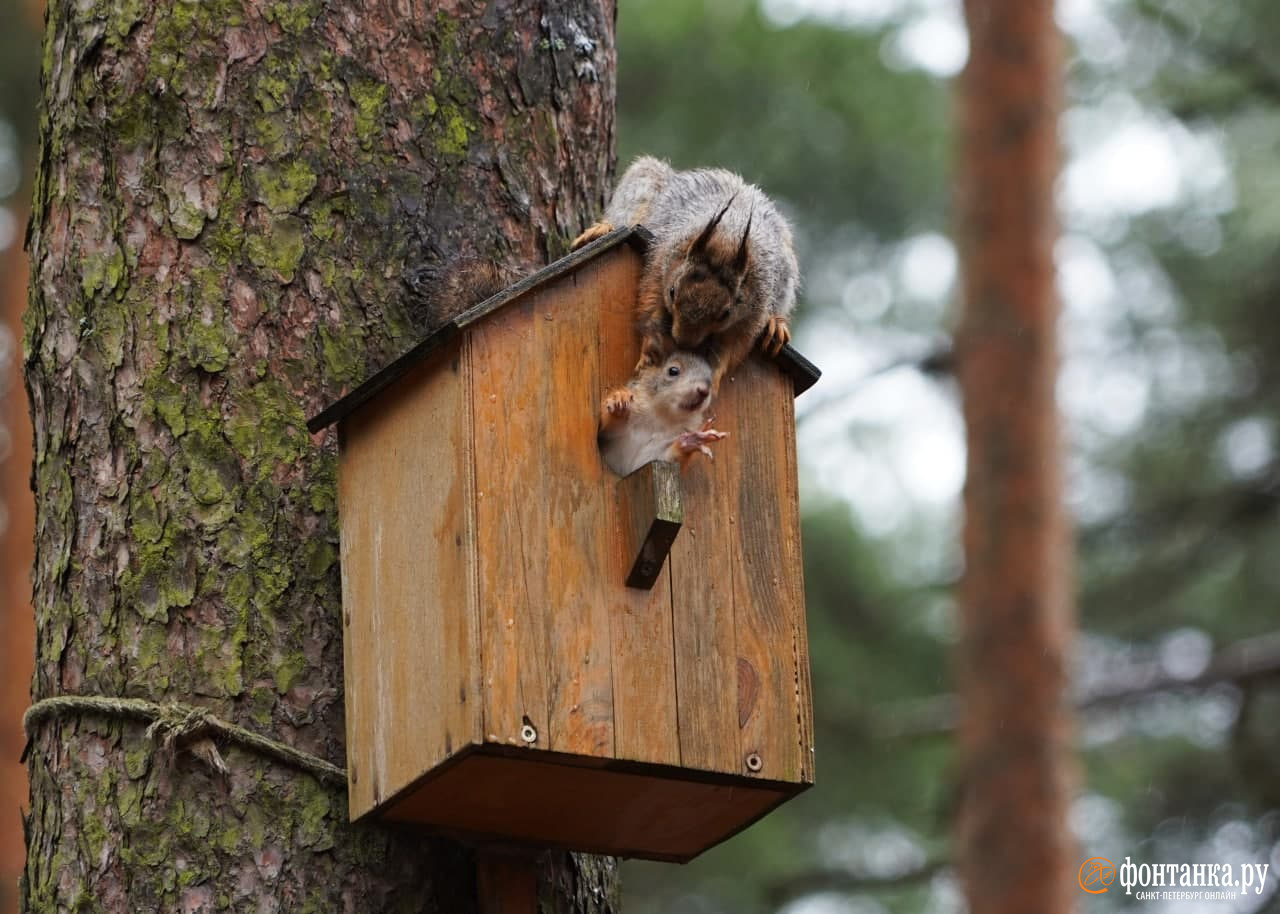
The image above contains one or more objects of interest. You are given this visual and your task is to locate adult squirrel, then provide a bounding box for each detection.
[573,156,799,391]
[598,350,727,477]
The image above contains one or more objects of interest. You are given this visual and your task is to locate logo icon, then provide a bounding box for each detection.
[1079,858,1116,894]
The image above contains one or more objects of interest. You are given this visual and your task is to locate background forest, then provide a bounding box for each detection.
[2,0,1279,913]
[613,0,1280,912]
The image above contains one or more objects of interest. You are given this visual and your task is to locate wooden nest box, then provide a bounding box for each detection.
[309,227,819,862]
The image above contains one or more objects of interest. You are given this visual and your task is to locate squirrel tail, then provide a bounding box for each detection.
[409,258,516,332]
[438,260,512,313]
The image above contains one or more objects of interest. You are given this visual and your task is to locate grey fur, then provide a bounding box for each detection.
[604,155,799,327]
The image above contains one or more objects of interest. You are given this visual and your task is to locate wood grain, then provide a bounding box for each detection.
[728,357,808,783]
[538,258,614,758]
[337,340,479,817]
[669,380,740,774]
[783,385,817,784]
[471,300,552,751]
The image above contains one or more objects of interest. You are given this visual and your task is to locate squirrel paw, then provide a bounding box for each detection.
[672,427,729,463]
[571,221,615,251]
[760,315,791,356]
[603,388,633,417]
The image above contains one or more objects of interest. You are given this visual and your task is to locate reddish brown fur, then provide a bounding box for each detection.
[636,226,765,392]
[578,158,800,391]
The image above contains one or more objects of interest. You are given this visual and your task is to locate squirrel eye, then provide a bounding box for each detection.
[667,365,680,377]
[719,307,732,321]
[667,286,676,300]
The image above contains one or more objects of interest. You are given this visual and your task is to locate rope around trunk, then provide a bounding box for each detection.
[22,694,347,789]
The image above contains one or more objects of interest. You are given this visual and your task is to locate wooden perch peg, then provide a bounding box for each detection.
[622,460,683,589]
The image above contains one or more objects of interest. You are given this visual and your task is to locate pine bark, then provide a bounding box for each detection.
[954,1,1075,912]
[22,1,618,911]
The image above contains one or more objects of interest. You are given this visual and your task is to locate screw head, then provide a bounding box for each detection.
[745,753,763,773]
[520,724,538,744]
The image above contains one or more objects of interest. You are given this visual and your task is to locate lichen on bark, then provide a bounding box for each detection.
[23,1,619,910]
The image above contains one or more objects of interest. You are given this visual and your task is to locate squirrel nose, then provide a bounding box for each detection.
[691,387,708,407]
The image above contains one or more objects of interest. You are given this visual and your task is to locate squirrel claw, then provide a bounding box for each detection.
[571,221,615,251]
[673,427,728,464]
[760,315,791,356]
[603,388,633,417]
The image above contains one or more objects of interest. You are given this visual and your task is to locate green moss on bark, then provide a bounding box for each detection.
[246,215,305,282]
[348,78,388,150]
[252,159,317,214]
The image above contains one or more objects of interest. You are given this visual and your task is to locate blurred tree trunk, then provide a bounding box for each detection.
[954,1,1075,913]
[1,217,35,914]
[2,0,44,904]
[22,1,618,911]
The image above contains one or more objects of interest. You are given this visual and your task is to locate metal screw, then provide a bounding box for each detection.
[520,724,538,744]
[745,753,763,773]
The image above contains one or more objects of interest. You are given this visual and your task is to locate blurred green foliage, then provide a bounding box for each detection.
[616,0,948,254]
[0,0,38,195]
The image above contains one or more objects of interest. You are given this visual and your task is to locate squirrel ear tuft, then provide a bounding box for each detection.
[732,207,753,273]
[691,193,738,257]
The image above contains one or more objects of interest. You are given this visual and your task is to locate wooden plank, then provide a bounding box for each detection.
[783,385,817,784]
[604,550,679,766]
[622,461,683,590]
[598,250,681,767]
[337,422,377,817]
[471,300,552,751]
[669,379,741,775]
[382,747,802,863]
[337,340,478,816]
[728,357,809,783]
[538,258,616,758]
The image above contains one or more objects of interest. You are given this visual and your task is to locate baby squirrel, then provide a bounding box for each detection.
[598,350,728,477]
[573,156,800,390]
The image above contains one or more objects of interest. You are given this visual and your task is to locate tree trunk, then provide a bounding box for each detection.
[954,1,1075,913]
[22,1,618,911]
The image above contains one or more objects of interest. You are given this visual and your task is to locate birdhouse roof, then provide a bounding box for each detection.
[307,225,820,433]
